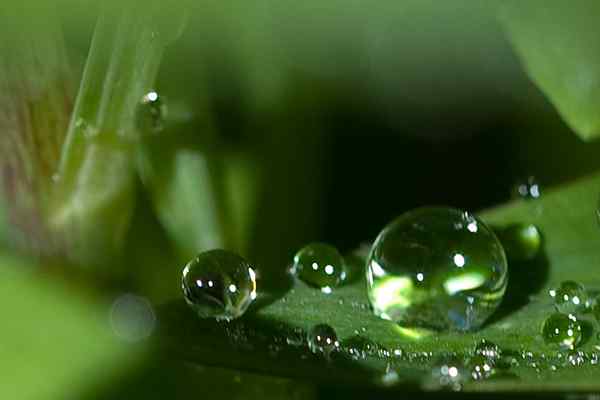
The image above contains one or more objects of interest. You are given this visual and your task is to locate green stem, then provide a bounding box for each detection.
[51,1,187,266]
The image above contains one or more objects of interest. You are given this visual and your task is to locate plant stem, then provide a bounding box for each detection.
[51,1,187,266]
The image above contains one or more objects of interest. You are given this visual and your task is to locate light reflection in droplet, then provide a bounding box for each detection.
[453,253,465,267]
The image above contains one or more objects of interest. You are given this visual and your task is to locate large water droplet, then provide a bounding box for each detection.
[307,324,339,359]
[541,313,582,350]
[293,243,346,293]
[136,90,166,134]
[181,249,257,321]
[496,223,542,262]
[549,281,588,314]
[366,207,508,331]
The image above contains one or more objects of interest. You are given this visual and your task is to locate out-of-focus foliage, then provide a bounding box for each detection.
[0,252,144,399]
[501,0,600,141]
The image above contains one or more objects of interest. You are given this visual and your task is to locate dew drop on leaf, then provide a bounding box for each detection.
[292,242,346,293]
[366,207,508,331]
[423,355,467,392]
[564,350,586,367]
[307,323,339,360]
[468,354,496,380]
[474,339,502,361]
[549,280,588,314]
[181,249,257,321]
[541,313,582,350]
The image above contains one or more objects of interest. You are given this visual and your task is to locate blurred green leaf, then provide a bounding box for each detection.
[158,171,600,392]
[500,0,600,141]
[0,252,145,399]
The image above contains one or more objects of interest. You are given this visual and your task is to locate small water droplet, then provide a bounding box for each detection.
[550,281,588,314]
[285,327,305,347]
[468,354,495,381]
[181,249,257,321]
[541,313,582,350]
[136,90,166,134]
[474,339,501,360]
[292,243,346,293]
[497,349,520,369]
[366,207,507,331]
[307,324,339,360]
[564,350,586,367]
[513,176,542,200]
[378,364,400,387]
[423,356,467,392]
[496,223,542,262]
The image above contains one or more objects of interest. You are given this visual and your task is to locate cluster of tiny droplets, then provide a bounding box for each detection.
[543,280,600,356]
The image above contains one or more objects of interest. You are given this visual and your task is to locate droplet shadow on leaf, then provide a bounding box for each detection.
[247,267,295,312]
[486,231,549,325]
[343,252,367,285]
[579,319,595,347]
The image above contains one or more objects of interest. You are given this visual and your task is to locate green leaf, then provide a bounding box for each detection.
[0,252,145,399]
[500,0,600,141]
[158,171,600,392]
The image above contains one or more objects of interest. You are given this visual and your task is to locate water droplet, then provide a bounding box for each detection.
[513,176,542,200]
[292,243,346,293]
[564,350,586,367]
[366,207,508,331]
[541,313,582,350]
[307,324,339,359]
[474,339,501,360]
[110,293,156,342]
[285,327,305,347]
[136,90,166,134]
[468,354,496,380]
[549,281,588,314]
[181,249,257,321]
[496,223,542,262]
[342,335,386,361]
[497,350,520,370]
[423,356,467,391]
[378,367,400,387]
